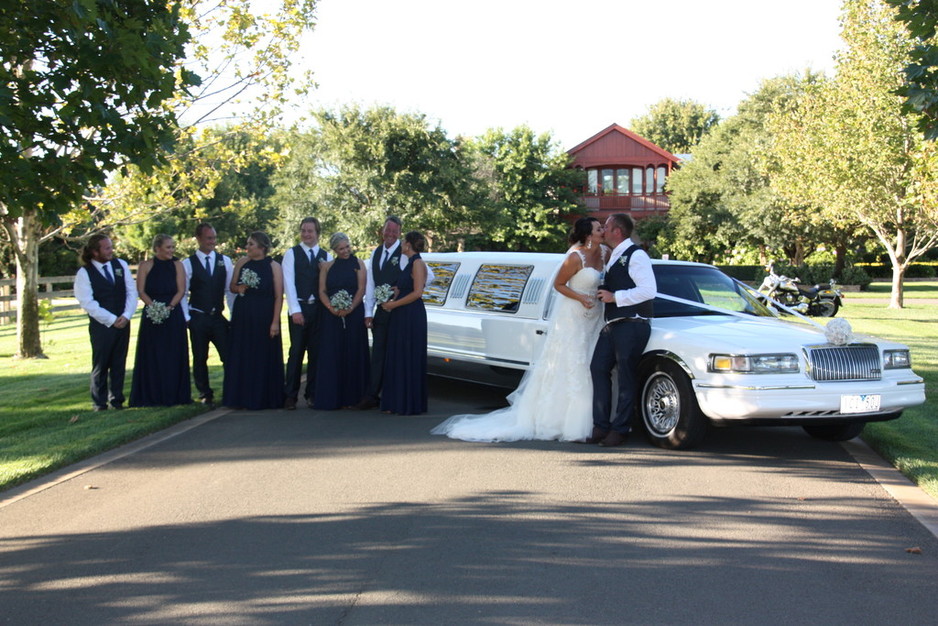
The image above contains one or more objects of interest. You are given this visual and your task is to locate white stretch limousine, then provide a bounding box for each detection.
[421,251,926,449]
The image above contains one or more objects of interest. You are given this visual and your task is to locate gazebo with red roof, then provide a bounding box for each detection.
[567,123,679,221]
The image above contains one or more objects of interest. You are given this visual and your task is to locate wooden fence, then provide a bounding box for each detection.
[0,275,84,323]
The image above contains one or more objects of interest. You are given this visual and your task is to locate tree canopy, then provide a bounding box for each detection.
[0,0,198,357]
[629,98,719,155]
[770,0,938,307]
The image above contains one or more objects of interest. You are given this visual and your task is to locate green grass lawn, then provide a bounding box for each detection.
[1,291,937,499]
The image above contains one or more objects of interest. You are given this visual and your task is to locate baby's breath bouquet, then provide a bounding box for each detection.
[145,301,171,325]
[330,289,353,328]
[238,267,260,295]
[374,283,393,305]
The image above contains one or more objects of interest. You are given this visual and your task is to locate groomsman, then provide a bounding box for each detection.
[74,234,138,411]
[181,223,233,408]
[283,216,330,409]
[354,216,433,410]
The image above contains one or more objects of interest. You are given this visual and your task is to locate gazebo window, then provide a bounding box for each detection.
[656,166,667,193]
[631,167,643,194]
[602,169,615,193]
[616,168,630,194]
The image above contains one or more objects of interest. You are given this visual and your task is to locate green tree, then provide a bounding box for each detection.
[630,98,719,154]
[0,0,199,357]
[466,126,583,252]
[72,1,317,257]
[886,0,938,139]
[664,75,841,265]
[113,128,284,261]
[770,0,938,307]
[271,106,482,252]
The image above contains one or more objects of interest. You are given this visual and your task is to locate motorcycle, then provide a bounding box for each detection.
[757,263,843,317]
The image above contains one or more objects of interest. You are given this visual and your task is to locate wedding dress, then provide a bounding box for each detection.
[431,247,604,442]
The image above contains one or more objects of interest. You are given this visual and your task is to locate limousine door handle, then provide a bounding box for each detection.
[536,330,546,335]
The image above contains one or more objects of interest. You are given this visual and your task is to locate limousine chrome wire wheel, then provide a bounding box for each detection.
[640,361,707,450]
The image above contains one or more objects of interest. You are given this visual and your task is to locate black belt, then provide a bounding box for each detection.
[191,308,220,316]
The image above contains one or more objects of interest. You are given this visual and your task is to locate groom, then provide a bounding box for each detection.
[588,213,657,447]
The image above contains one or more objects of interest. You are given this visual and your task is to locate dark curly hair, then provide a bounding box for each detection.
[568,217,600,246]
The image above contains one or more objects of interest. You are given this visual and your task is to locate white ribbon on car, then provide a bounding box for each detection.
[655,283,853,346]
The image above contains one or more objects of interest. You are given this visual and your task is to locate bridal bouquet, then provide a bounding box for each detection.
[238,268,260,295]
[145,301,171,325]
[374,283,393,304]
[331,289,353,328]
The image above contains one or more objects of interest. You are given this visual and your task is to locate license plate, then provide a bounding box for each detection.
[840,394,881,414]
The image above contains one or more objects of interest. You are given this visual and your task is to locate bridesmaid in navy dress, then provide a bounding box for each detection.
[223,231,285,410]
[130,234,191,406]
[315,232,370,409]
[380,231,428,415]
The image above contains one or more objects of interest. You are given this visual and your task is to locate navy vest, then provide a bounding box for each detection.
[371,244,402,288]
[604,245,654,321]
[292,245,328,302]
[188,253,228,314]
[85,259,127,319]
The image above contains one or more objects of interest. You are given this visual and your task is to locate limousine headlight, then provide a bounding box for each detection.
[883,349,912,369]
[709,353,800,374]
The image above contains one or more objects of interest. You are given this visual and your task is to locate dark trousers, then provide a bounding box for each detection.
[188,311,229,400]
[590,320,651,434]
[89,320,130,409]
[284,301,322,401]
[364,308,390,400]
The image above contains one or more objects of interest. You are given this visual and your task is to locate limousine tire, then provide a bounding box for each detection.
[802,422,864,441]
[640,361,707,450]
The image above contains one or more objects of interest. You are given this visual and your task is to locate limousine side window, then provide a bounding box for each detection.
[466,264,534,313]
[423,262,460,306]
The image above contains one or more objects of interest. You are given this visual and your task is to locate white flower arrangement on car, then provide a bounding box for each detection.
[238,267,260,295]
[824,317,854,346]
[145,300,172,325]
[330,289,353,328]
[374,283,394,305]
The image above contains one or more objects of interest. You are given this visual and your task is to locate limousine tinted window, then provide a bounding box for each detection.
[423,262,460,306]
[466,264,534,313]
[653,265,771,318]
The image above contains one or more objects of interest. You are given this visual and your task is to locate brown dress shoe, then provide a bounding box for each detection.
[353,396,378,410]
[598,431,628,447]
[284,397,297,410]
[582,427,609,444]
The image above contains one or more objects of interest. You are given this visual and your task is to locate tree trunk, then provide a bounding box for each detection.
[889,263,905,309]
[14,213,45,358]
[834,242,847,277]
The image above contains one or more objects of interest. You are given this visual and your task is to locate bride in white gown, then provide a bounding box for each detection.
[431,217,607,442]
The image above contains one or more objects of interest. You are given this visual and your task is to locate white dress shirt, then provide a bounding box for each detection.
[282,244,331,315]
[604,239,657,310]
[363,241,435,317]
[74,258,138,327]
[180,251,235,321]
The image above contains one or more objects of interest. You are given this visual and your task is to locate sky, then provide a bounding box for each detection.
[298,0,845,150]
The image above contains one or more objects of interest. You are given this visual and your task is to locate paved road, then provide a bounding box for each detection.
[1,378,937,625]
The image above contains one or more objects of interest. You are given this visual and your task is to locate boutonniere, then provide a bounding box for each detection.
[618,256,628,267]
[390,255,399,267]
[114,267,123,277]
[216,258,225,268]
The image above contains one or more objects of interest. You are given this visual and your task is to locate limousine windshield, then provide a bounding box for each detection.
[653,264,772,318]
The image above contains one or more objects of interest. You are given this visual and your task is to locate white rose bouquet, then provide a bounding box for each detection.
[374,283,394,305]
[145,301,172,325]
[330,289,353,328]
[238,267,260,296]
[824,318,854,346]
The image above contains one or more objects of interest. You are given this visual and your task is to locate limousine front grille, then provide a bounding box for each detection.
[805,344,881,382]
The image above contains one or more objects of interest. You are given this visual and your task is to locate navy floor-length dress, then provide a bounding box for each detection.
[223,257,284,409]
[130,257,191,406]
[315,256,370,409]
[381,253,428,415]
